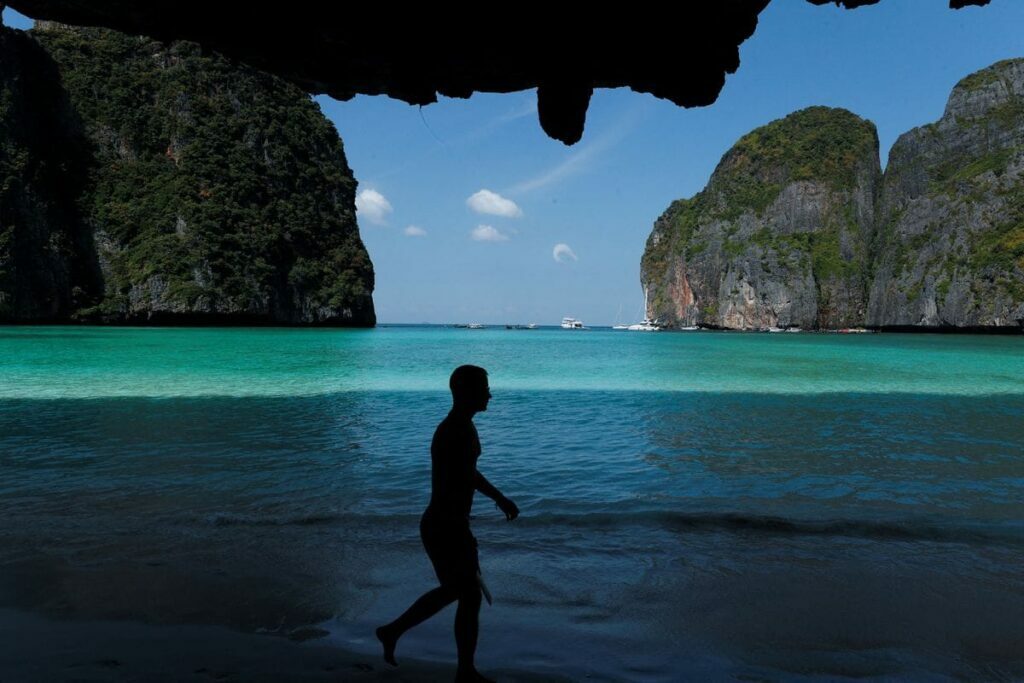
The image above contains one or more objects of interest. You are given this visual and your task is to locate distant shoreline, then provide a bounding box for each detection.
[1,320,1023,334]
[382,323,1024,335]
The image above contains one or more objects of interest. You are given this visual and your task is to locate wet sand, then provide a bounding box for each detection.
[0,609,569,682]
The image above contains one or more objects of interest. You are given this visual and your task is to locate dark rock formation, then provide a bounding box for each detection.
[643,59,1024,332]
[0,25,97,320]
[867,59,1024,330]
[0,23,375,325]
[808,0,989,8]
[6,1,769,145]
[5,1,990,145]
[641,107,880,330]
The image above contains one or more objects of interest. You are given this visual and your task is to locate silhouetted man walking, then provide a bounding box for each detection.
[377,365,519,683]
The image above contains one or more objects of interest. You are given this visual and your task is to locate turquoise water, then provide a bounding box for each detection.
[1,326,1023,680]
[3,325,1023,397]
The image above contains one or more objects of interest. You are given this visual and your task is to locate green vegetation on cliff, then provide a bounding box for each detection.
[868,57,1024,326]
[710,106,877,218]
[645,57,1024,331]
[0,26,95,320]
[1,24,374,325]
[969,191,1024,276]
[641,107,878,330]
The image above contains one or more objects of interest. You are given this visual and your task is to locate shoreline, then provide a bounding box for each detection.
[1,321,1023,334]
[0,608,570,683]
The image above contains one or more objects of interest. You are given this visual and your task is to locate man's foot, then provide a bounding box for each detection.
[455,667,496,683]
[375,625,398,666]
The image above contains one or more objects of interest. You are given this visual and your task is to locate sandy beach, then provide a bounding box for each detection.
[0,609,569,683]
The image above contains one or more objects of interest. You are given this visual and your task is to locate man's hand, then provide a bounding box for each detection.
[496,496,519,521]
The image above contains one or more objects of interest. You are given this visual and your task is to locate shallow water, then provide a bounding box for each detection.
[1,326,1022,680]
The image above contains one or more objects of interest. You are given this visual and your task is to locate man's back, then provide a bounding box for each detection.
[426,413,481,522]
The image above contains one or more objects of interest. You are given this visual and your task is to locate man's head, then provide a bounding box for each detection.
[449,365,490,412]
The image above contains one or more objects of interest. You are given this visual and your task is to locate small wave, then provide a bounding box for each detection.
[193,510,422,528]
[524,510,1024,545]
[190,509,1021,545]
[204,512,345,527]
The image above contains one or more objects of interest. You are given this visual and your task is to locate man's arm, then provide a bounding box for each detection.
[475,471,519,520]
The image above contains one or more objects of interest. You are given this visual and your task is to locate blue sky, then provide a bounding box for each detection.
[5,3,1024,324]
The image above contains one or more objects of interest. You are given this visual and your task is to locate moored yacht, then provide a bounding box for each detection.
[626,287,661,331]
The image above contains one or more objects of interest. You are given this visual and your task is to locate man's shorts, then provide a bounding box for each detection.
[420,513,479,590]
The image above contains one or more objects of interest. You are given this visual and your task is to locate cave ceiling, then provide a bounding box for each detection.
[5,0,992,144]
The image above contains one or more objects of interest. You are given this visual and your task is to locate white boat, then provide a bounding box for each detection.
[611,304,628,330]
[467,323,486,329]
[785,327,802,333]
[561,317,584,329]
[680,325,700,331]
[767,326,784,333]
[626,287,661,331]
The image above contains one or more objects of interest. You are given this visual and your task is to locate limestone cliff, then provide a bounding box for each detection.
[867,59,1024,329]
[643,60,1024,332]
[0,25,97,320]
[0,23,375,325]
[641,107,880,330]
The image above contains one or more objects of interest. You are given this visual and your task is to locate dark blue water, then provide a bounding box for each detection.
[1,327,1023,680]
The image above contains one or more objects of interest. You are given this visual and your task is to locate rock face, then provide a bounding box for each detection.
[7,0,773,145]
[0,26,96,320]
[641,107,880,330]
[0,23,374,325]
[5,1,992,145]
[643,60,1024,331]
[867,59,1024,329]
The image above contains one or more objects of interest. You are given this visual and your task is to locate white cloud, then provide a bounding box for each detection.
[404,225,427,237]
[356,189,393,225]
[506,101,647,195]
[466,189,523,218]
[553,243,578,263]
[500,97,538,123]
[471,225,510,242]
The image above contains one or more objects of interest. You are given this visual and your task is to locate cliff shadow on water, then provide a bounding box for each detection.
[0,387,1022,679]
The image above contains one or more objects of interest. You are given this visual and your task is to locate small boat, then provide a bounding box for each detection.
[626,287,661,331]
[467,323,486,329]
[611,304,628,330]
[527,323,538,329]
[768,326,784,333]
[679,325,700,331]
[785,327,802,333]
[561,317,584,329]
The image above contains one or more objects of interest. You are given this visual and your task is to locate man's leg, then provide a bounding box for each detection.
[454,584,490,682]
[377,585,458,666]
